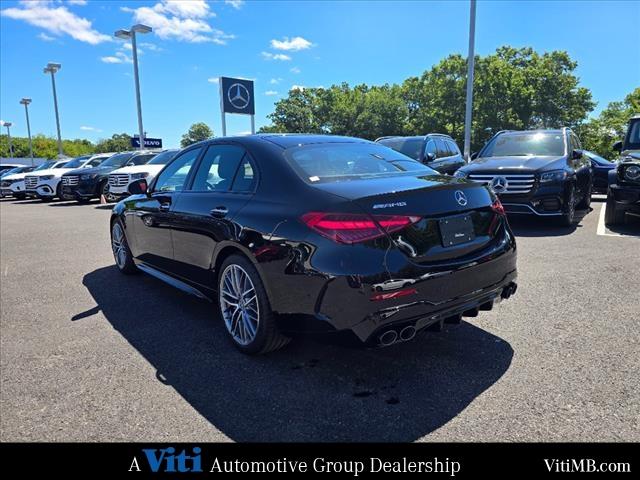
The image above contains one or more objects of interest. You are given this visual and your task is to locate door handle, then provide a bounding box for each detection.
[210,206,228,218]
[159,202,171,211]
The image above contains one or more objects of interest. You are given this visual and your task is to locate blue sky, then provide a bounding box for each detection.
[1,0,639,148]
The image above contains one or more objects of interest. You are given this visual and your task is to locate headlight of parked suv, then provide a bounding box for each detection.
[624,165,640,181]
[130,172,148,180]
[39,175,54,180]
[454,170,468,178]
[81,173,98,180]
[539,170,567,183]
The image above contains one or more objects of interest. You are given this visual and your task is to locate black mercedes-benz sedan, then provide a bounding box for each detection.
[110,134,517,355]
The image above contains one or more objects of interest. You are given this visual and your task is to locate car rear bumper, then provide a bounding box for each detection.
[269,224,517,344]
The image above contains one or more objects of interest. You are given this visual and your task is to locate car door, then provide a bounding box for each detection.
[423,138,441,171]
[170,144,257,288]
[129,146,203,273]
[570,133,590,196]
[446,139,465,174]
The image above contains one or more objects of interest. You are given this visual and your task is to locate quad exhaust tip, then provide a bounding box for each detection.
[378,329,398,347]
[399,325,416,341]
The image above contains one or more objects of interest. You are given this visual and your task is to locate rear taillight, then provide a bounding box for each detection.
[491,198,506,216]
[302,212,421,244]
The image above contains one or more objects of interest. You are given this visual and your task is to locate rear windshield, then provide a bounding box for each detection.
[285,143,435,183]
[378,137,423,160]
[481,132,566,157]
[624,119,640,150]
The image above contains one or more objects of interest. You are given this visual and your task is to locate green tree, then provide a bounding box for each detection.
[1,134,95,159]
[181,122,214,147]
[95,133,132,153]
[577,87,640,159]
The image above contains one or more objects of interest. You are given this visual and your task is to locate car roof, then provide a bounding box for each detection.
[378,134,453,141]
[498,129,566,135]
[195,134,373,149]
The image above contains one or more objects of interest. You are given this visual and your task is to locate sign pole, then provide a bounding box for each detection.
[219,77,227,137]
[463,0,477,162]
[250,115,255,135]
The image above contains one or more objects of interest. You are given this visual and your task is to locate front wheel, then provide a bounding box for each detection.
[559,185,576,227]
[218,254,290,355]
[604,191,625,225]
[111,220,138,274]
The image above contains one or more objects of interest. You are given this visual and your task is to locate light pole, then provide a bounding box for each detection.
[463,0,477,162]
[115,24,152,150]
[20,98,34,166]
[2,121,13,158]
[43,62,63,157]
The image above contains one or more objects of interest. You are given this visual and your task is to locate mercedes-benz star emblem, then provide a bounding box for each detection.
[228,83,250,110]
[490,176,508,193]
[454,190,468,206]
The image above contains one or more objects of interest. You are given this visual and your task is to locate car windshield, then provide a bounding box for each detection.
[1,167,21,177]
[624,119,640,150]
[148,150,178,165]
[127,154,155,166]
[378,138,423,160]
[285,143,436,183]
[586,152,613,165]
[100,152,134,167]
[54,162,69,168]
[481,132,566,157]
[61,157,90,169]
[34,161,56,171]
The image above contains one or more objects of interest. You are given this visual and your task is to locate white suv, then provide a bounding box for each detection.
[0,165,38,199]
[24,155,102,200]
[107,149,178,200]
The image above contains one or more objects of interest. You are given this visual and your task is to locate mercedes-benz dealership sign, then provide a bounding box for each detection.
[220,76,255,115]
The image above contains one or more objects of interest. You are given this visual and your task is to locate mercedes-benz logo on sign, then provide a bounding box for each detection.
[490,176,508,193]
[228,83,250,110]
[454,190,468,206]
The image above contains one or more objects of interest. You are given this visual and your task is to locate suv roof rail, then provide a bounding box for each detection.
[374,136,399,142]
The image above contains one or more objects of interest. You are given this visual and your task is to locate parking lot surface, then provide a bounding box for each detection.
[1,197,638,442]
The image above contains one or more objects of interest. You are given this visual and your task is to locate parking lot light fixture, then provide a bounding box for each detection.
[114,24,152,150]
[19,98,34,166]
[43,62,63,157]
[3,121,14,158]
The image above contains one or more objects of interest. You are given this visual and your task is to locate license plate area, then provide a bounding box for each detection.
[439,214,475,247]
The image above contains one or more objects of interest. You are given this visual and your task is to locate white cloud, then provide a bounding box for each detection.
[37,32,55,41]
[265,90,278,96]
[261,51,291,61]
[123,1,235,44]
[269,78,282,85]
[139,41,162,52]
[1,1,111,44]
[207,77,219,84]
[290,66,301,74]
[270,36,313,52]
[100,51,132,64]
[225,0,245,9]
[80,125,102,132]
[67,0,88,5]
[235,130,252,136]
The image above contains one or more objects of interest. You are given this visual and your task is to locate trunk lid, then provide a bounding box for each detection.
[313,174,502,263]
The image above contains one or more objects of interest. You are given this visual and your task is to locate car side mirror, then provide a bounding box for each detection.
[470,152,479,160]
[571,149,583,160]
[425,152,436,162]
[128,178,148,195]
[612,140,623,153]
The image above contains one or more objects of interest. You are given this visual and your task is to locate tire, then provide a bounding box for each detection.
[558,185,576,227]
[576,182,592,210]
[217,254,290,355]
[111,219,138,274]
[14,193,26,200]
[604,190,625,226]
[77,198,90,204]
[56,182,64,200]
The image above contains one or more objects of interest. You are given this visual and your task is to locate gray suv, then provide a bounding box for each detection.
[375,134,465,175]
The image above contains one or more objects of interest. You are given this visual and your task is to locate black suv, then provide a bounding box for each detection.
[454,128,593,226]
[61,151,157,203]
[375,134,465,174]
[606,115,640,225]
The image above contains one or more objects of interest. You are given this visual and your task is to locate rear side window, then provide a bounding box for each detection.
[190,145,247,192]
[435,138,449,158]
[447,139,461,156]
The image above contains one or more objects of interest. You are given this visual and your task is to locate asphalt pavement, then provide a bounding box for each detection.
[1,196,638,442]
